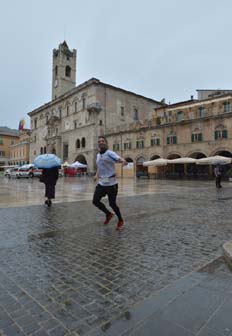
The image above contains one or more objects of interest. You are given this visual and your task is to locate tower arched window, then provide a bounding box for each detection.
[65,66,71,77]
[55,65,58,77]
[81,137,86,148]
[76,139,80,149]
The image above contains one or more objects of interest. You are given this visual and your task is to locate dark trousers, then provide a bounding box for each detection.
[45,184,56,199]
[92,184,123,221]
[215,176,222,188]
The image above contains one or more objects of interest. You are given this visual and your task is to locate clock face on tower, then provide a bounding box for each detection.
[54,79,58,88]
[65,120,70,130]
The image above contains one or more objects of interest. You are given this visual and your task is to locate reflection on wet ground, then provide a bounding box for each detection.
[0,177,232,335]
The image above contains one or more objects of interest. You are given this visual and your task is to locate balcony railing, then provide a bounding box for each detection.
[87,102,102,113]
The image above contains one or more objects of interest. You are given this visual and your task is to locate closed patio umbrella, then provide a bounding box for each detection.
[196,155,232,165]
[168,157,197,164]
[143,158,168,167]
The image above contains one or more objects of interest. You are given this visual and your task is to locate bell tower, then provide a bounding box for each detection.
[52,41,77,100]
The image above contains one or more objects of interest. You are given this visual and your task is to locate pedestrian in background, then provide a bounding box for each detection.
[93,136,127,230]
[214,164,222,188]
[40,167,59,206]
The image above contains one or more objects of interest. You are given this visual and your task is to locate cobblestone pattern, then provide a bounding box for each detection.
[0,184,232,335]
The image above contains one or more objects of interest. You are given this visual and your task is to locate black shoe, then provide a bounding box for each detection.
[47,199,52,207]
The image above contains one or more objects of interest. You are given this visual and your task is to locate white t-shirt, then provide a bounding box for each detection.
[96,149,120,186]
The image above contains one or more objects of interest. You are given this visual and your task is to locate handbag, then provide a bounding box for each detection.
[39,175,45,183]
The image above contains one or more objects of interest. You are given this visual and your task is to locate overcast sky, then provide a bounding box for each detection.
[1,0,232,129]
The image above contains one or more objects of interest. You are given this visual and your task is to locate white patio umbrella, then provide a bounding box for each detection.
[196,155,232,165]
[167,157,197,164]
[70,161,87,168]
[143,158,168,167]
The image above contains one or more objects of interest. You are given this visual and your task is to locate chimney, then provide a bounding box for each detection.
[190,95,194,100]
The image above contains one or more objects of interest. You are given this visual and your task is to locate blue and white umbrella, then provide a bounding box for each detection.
[33,154,62,169]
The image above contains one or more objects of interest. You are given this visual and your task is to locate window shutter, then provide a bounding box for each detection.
[167,137,170,144]
[157,138,160,145]
[215,131,218,140]
[173,136,177,144]
[198,133,202,141]
[222,129,227,138]
[191,134,194,142]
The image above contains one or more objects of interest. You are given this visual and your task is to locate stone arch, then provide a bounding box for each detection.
[74,154,87,165]
[210,148,232,157]
[186,151,208,178]
[150,154,160,160]
[187,151,207,159]
[136,156,148,178]
[125,157,133,163]
[166,153,181,159]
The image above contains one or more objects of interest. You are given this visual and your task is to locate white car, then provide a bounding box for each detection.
[9,165,42,179]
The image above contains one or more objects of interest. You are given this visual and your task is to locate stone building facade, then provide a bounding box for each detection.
[0,127,19,168]
[106,91,232,178]
[28,42,163,172]
[9,129,31,166]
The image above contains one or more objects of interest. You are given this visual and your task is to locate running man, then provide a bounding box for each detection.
[92,136,128,230]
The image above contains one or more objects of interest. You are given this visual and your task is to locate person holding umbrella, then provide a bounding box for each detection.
[41,167,59,206]
[34,154,61,207]
[214,164,222,188]
[93,136,127,230]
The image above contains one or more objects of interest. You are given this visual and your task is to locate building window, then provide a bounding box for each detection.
[121,106,125,116]
[74,121,77,129]
[67,106,69,116]
[76,139,80,149]
[74,102,77,113]
[198,107,205,118]
[82,98,86,109]
[63,143,69,159]
[81,137,86,148]
[59,109,62,119]
[55,66,58,77]
[133,108,139,120]
[99,120,103,126]
[113,144,120,151]
[34,135,36,142]
[0,139,3,145]
[215,129,227,140]
[136,140,144,149]
[223,102,230,113]
[167,136,177,144]
[0,151,5,157]
[44,147,46,154]
[177,111,183,122]
[151,138,160,146]
[124,142,131,150]
[40,147,43,154]
[34,119,37,129]
[65,66,71,77]
[191,133,202,142]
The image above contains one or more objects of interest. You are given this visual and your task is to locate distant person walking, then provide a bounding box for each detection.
[214,165,222,188]
[92,136,127,230]
[40,167,59,206]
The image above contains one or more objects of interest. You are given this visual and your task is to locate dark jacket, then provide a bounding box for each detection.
[42,167,59,185]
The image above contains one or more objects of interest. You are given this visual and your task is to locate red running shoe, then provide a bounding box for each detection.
[104,213,114,225]
[116,220,124,231]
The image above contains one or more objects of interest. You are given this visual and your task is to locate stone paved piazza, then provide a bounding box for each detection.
[0,176,232,335]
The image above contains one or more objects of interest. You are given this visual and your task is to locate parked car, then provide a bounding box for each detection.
[8,164,42,179]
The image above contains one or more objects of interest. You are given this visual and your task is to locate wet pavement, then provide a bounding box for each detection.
[0,177,232,335]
